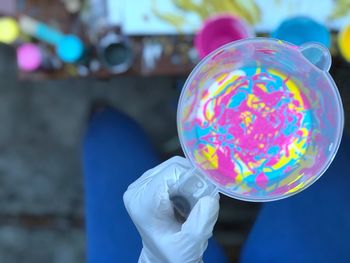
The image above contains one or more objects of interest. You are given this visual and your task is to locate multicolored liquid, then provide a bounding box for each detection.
[179,38,343,201]
[185,67,313,196]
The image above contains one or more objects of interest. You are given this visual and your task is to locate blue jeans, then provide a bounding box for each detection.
[241,134,350,262]
[82,108,229,263]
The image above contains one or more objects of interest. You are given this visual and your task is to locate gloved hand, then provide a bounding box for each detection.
[123,156,220,263]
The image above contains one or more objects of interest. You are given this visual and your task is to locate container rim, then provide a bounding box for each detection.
[177,37,344,202]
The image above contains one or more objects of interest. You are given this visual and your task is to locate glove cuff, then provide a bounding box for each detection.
[139,248,161,263]
[139,248,204,263]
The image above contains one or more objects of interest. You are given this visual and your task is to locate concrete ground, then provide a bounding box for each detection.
[0,44,181,262]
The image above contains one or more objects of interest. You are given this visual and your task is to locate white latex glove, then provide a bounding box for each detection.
[123,156,220,263]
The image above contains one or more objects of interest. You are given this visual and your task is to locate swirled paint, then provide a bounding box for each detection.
[184,67,313,196]
[179,39,343,201]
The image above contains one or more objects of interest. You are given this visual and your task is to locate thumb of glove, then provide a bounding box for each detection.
[182,195,220,240]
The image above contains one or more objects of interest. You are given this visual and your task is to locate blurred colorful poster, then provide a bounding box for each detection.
[123,0,350,34]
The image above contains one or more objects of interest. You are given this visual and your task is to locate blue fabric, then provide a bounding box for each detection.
[241,134,350,263]
[82,108,228,263]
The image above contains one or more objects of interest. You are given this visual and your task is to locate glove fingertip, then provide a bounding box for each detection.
[197,195,220,216]
[181,195,220,238]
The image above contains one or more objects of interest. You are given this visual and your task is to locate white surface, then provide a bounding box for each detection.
[107,0,124,26]
[123,0,350,35]
[124,0,201,35]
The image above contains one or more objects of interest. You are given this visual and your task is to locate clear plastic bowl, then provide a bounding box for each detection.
[177,38,344,202]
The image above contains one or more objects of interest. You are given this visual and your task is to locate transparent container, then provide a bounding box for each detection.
[176,38,344,206]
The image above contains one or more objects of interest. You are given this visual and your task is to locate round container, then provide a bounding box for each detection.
[97,33,133,74]
[17,43,42,72]
[338,24,350,62]
[272,16,331,48]
[0,17,19,44]
[56,35,84,63]
[177,38,343,202]
[195,14,254,59]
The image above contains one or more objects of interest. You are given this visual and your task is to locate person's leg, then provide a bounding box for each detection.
[241,135,350,263]
[83,108,159,262]
[82,107,229,262]
[204,239,230,263]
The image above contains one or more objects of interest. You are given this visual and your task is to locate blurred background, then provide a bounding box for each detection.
[0,0,350,262]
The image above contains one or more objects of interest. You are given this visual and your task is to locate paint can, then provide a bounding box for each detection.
[338,24,350,62]
[17,43,42,72]
[97,32,133,74]
[0,17,19,44]
[271,16,331,48]
[195,14,254,59]
[17,43,63,72]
